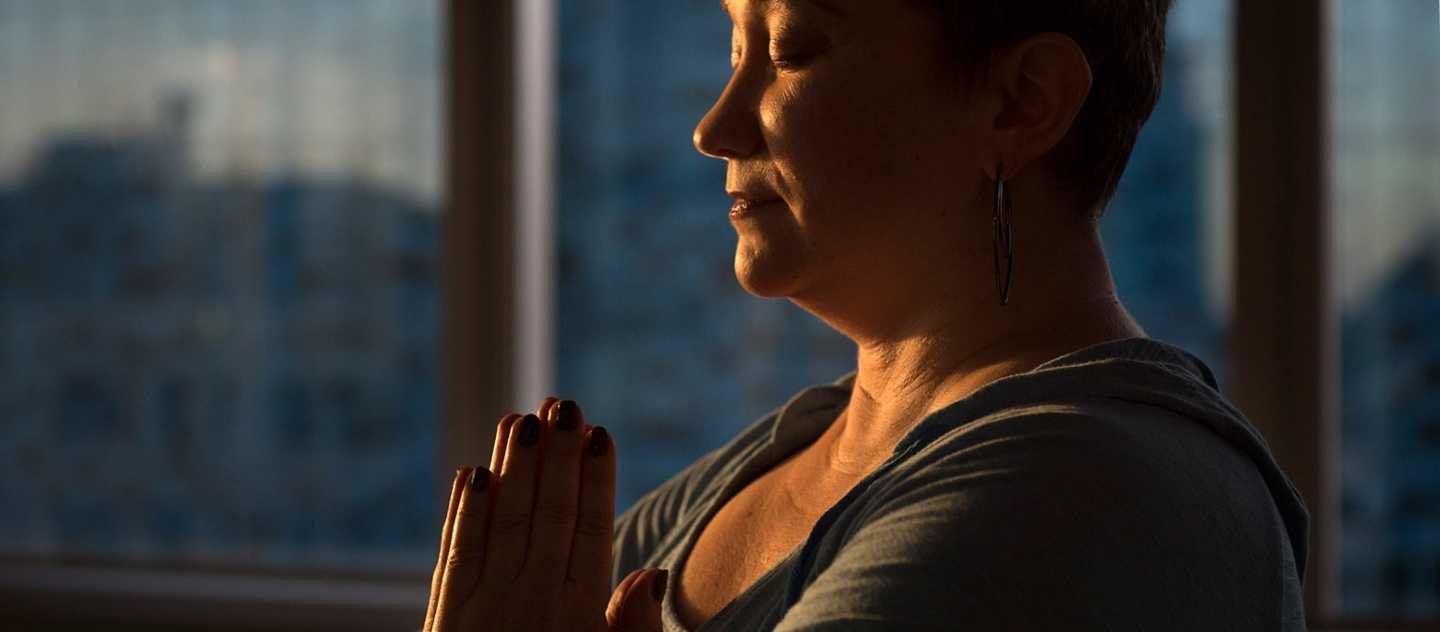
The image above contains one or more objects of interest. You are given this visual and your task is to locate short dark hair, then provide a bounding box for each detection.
[919,0,1174,219]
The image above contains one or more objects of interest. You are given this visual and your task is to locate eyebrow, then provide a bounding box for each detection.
[719,0,846,20]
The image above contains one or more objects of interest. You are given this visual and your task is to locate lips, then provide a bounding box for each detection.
[729,197,785,218]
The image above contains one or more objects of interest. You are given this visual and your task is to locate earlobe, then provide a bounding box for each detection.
[980,151,1003,181]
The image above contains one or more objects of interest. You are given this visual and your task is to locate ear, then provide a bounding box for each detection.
[982,32,1092,181]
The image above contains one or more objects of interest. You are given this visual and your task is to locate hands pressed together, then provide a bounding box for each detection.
[422,397,667,632]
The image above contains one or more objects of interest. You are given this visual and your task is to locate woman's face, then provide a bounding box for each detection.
[695,0,995,304]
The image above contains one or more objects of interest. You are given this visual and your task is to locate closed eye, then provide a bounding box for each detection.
[770,52,816,70]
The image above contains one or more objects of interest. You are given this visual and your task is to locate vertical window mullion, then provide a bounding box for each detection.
[442,0,518,484]
[1231,0,1337,623]
[514,0,557,413]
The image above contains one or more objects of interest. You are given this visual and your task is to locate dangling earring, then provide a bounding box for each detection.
[992,162,1015,306]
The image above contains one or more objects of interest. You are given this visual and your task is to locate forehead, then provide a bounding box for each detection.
[720,0,846,20]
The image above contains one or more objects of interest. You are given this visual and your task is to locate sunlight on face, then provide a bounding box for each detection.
[695,0,994,305]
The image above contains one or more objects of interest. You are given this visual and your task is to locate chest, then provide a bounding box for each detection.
[673,456,852,630]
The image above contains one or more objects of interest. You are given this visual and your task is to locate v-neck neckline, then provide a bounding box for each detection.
[661,389,849,632]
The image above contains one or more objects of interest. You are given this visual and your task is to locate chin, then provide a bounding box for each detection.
[733,240,807,298]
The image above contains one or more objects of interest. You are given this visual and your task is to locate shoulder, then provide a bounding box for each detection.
[883,399,1267,500]
[782,404,1292,629]
[865,401,1280,547]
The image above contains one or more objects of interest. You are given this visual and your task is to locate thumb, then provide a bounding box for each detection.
[610,567,666,632]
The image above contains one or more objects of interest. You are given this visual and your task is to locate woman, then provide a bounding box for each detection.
[422,0,1309,630]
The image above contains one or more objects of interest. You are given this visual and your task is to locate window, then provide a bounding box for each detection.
[1332,0,1440,618]
[0,0,443,577]
[1100,0,1233,388]
[3,0,1436,628]
[555,0,855,510]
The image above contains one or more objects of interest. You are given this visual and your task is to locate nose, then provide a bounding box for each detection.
[693,69,763,160]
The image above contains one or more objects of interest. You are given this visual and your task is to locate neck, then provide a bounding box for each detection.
[798,224,1144,477]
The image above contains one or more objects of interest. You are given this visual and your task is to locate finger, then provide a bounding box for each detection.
[569,421,616,614]
[434,466,493,632]
[481,413,543,590]
[520,400,588,593]
[423,468,468,632]
[613,568,666,632]
[541,396,591,435]
[606,568,649,625]
[489,413,522,476]
[538,396,559,423]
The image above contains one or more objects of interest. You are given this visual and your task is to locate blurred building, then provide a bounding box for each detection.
[1100,36,1227,388]
[1340,230,1440,613]
[0,0,1434,617]
[0,94,440,571]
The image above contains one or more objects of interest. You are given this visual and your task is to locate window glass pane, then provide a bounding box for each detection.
[1333,0,1440,618]
[0,0,444,574]
[1101,1,1233,387]
[557,2,1233,513]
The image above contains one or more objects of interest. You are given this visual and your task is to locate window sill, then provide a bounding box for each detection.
[0,560,426,631]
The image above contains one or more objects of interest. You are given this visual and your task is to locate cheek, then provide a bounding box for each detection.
[759,79,831,188]
[760,69,944,243]
[761,75,888,204]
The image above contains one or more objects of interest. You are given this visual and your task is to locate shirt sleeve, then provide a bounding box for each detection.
[772,409,1291,631]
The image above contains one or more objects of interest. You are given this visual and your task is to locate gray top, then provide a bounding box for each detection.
[610,337,1309,631]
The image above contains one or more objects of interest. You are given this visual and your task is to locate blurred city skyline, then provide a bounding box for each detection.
[1,0,1435,306]
[0,0,443,203]
[0,0,1435,618]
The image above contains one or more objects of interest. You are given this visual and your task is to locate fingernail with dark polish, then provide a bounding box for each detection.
[556,400,579,431]
[519,414,541,446]
[652,569,668,602]
[588,426,609,456]
[468,466,489,492]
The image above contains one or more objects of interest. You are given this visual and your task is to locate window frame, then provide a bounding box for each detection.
[0,0,1432,629]
[1232,0,1435,628]
[1230,0,1337,625]
[0,1,550,629]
